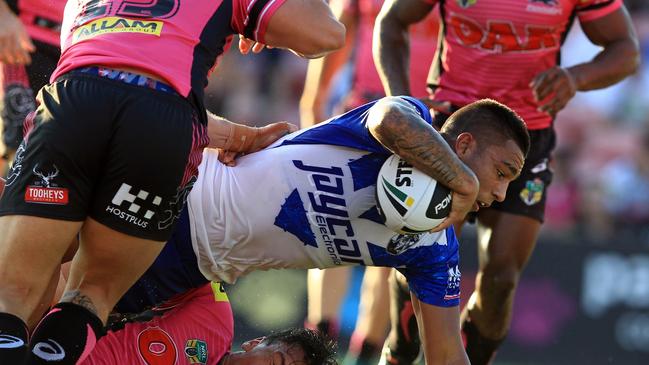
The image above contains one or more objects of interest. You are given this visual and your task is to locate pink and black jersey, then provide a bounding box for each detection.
[6,0,65,46]
[426,0,622,130]
[345,0,439,107]
[52,0,286,109]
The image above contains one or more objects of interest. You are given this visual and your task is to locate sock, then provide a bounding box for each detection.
[25,303,105,364]
[347,333,382,365]
[0,312,29,363]
[461,317,504,365]
[304,318,339,340]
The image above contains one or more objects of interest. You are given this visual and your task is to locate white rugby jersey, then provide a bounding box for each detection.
[187,97,461,306]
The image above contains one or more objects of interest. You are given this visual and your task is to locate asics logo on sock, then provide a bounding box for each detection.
[33,339,66,361]
[0,334,25,348]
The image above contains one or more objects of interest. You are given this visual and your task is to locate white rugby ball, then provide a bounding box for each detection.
[376,155,452,233]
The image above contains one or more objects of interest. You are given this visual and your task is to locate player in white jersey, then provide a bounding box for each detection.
[127,96,526,365]
[1,96,529,364]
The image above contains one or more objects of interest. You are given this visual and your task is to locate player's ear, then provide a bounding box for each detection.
[241,337,266,351]
[454,132,476,158]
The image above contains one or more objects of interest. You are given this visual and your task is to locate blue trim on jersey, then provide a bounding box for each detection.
[358,205,385,225]
[274,188,317,247]
[348,153,388,191]
[276,96,433,153]
[367,227,460,307]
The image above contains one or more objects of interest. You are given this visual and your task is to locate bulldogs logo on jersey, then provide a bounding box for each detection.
[386,233,422,255]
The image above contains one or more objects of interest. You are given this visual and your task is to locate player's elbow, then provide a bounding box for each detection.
[298,21,346,58]
[628,46,641,76]
[367,97,416,136]
[618,37,641,77]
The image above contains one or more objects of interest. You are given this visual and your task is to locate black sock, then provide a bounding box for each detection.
[0,312,29,363]
[348,335,382,365]
[462,317,504,365]
[25,303,105,364]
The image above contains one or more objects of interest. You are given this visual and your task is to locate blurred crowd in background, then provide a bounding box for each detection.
[205,0,649,246]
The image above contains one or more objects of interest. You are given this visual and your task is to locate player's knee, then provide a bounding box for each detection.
[481,263,520,296]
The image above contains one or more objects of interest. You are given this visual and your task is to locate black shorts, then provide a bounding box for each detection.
[0,71,209,241]
[434,110,555,223]
[1,40,60,151]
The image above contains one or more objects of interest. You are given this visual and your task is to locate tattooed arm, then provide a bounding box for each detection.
[366,97,478,231]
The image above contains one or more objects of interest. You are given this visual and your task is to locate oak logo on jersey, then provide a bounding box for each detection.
[456,0,477,8]
[520,178,544,206]
[24,164,69,205]
[185,339,208,364]
[449,12,559,53]
[73,17,163,42]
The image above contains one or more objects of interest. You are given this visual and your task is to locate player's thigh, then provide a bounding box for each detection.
[66,218,167,319]
[84,77,207,242]
[0,216,81,318]
[476,211,541,273]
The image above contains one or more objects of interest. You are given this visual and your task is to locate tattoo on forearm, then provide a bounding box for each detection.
[61,290,99,315]
[377,108,465,187]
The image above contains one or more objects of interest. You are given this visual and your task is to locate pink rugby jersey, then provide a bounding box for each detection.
[52,0,286,100]
[426,0,622,130]
[7,0,65,46]
[347,0,439,107]
[82,283,233,365]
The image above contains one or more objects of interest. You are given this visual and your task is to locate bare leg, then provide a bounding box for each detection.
[306,267,351,338]
[0,215,81,363]
[25,218,165,364]
[0,216,81,321]
[462,210,540,364]
[348,267,391,363]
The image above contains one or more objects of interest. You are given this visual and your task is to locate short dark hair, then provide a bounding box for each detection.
[265,328,338,365]
[440,99,530,157]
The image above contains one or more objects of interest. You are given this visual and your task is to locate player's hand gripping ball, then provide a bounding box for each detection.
[377,155,452,234]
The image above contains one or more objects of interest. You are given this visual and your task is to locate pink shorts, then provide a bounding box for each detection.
[82,283,233,365]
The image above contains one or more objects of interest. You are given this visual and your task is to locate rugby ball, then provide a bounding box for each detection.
[376,155,452,233]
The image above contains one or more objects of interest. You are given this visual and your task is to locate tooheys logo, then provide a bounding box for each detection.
[425,185,451,219]
[381,177,414,217]
[25,165,69,205]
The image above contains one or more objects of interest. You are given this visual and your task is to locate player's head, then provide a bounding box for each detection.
[222,328,338,365]
[440,99,529,208]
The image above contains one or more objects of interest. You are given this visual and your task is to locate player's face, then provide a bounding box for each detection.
[222,337,308,365]
[463,139,524,209]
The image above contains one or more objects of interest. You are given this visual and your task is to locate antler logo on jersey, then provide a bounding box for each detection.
[24,164,69,205]
[449,13,559,53]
